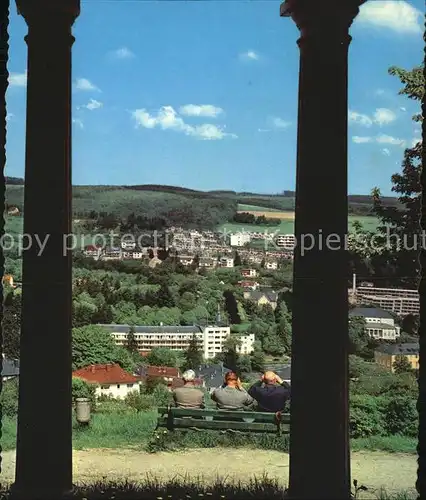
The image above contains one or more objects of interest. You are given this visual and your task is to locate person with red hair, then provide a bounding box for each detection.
[210,371,255,410]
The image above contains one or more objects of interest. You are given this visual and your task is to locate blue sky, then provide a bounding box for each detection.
[5,0,423,195]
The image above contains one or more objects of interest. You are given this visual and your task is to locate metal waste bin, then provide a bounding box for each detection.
[75,397,91,425]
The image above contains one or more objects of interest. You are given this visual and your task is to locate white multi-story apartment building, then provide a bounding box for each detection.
[349,307,401,341]
[276,234,296,249]
[102,324,255,360]
[230,232,251,247]
[356,286,419,316]
[238,333,256,355]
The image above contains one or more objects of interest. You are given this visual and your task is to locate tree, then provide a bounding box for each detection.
[3,291,21,359]
[402,314,419,336]
[250,341,266,372]
[72,325,135,372]
[236,355,252,377]
[275,301,292,354]
[156,283,175,308]
[393,355,413,375]
[146,347,178,368]
[262,330,286,356]
[191,254,200,271]
[223,290,241,324]
[125,326,139,355]
[178,291,196,312]
[183,334,203,371]
[348,316,368,356]
[222,335,242,372]
[369,65,423,288]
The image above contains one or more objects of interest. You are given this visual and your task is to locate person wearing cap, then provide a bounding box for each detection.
[172,369,205,409]
[211,371,255,411]
[248,371,290,413]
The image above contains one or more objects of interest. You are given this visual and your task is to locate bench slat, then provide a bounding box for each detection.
[158,407,290,424]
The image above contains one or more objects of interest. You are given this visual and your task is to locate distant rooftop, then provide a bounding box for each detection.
[98,324,203,334]
[349,307,393,319]
[375,343,419,356]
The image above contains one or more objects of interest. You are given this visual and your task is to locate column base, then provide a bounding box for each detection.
[9,483,76,500]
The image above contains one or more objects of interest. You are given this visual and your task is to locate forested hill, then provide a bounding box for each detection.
[5,182,399,229]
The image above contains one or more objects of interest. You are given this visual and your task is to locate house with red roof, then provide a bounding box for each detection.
[72,363,141,399]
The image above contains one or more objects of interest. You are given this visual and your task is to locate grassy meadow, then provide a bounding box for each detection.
[0,410,417,455]
[221,215,379,235]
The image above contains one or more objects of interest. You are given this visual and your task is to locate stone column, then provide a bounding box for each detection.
[11,1,79,498]
[0,0,10,478]
[280,1,362,498]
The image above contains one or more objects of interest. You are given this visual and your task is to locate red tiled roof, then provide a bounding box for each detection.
[147,365,179,378]
[72,363,140,385]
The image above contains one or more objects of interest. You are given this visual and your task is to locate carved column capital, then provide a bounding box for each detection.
[281,0,365,41]
[16,0,80,27]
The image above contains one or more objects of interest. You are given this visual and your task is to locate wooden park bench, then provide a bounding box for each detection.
[156,406,290,435]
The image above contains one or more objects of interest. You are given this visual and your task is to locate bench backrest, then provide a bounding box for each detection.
[157,406,290,434]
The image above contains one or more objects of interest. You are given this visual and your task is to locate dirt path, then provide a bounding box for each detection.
[0,448,417,497]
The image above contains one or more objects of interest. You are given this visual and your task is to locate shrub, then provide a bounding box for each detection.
[150,384,172,407]
[96,396,135,415]
[125,391,157,412]
[72,377,96,404]
[144,376,167,393]
[383,396,418,437]
[350,394,386,438]
[0,378,19,417]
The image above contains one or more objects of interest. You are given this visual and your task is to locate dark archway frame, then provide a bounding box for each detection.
[0,1,424,499]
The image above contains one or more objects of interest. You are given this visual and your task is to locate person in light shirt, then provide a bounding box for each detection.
[173,369,204,409]
[211,371,255,411]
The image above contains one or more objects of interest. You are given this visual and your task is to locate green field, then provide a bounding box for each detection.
[5,213,379,241]
[221,215,379,235]
[237,203,281,212]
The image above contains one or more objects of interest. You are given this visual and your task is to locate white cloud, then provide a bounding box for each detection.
[376,134,406,146]
[239,50,260,61]
[349,108,397,127]
[373,108,396,126]
[375,89,385,96]
[353,135,406,147]
[382,148,391,156]
[72,118,84,129]
[110,47,135,59]
[6,113,14,122]
[271,117,291,129]
[179,104,223,118]
[348,110,373,127]
[8,71,27,87]
[411,137,422,147]
[357,1,422,34]
[132,105,236,140]
[258,128,270,133]
[400,107,406,112]
[75,78,100,92]
[78,98,103,111]
[352,136,373,143]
